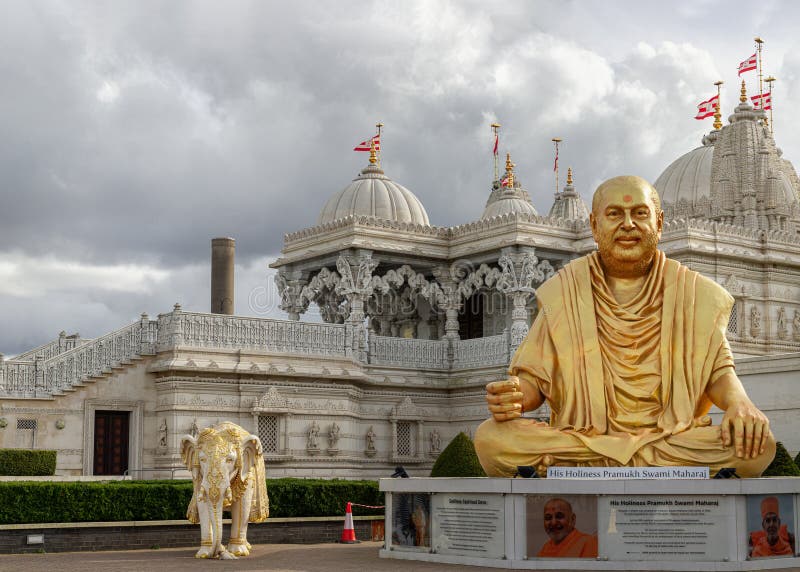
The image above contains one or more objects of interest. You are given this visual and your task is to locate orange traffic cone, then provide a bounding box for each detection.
[339,501,360,543]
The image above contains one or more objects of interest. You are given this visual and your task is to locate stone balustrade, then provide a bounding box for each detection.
[368,334,450,369]
[13,334,88,362]
[158,311,348,357]
[452,333,509,369]
[1,309,514,397]
[42,320,158,395]
[0,360,37,396]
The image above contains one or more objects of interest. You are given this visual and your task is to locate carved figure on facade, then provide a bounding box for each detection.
[794,310,800,342]
[429,429,441,454]
[777,307,788,340]
[190,418,199,438]
[180,422,269,559]
[328,422,340,450]
[158,418,168,449]
[307,420,320,452]
[751,306,762,338]
[365,425,377,456]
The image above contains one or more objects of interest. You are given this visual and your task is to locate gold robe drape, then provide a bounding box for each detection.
[474,251,772,477]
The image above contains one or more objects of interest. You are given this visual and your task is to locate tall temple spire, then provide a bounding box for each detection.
[765,76,776,134]
[755,37,765,105]
[713,81,724,131]
[552,137,562,195]
[375,122,383,166]
[491,123,501,182]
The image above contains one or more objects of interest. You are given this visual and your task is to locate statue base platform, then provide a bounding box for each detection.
[380,477,800,570]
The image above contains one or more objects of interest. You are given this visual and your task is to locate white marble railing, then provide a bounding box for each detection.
[0,361,37,395]
[159,311,347,357]
[41,320,158,394]
[1,319,157,397]
[1,307,512,397]
[452,334,509,369]
[368,334,449,369]
[13,334,89,362]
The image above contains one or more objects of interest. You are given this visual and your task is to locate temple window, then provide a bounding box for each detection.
[258,415,279,454]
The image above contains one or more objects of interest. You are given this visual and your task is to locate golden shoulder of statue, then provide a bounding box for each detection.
[474,175,775,478]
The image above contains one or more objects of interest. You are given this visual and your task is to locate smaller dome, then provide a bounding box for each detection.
[317,162,430,226]
[548,168,589,220]
[482,188,538,219]
[481,153,538,220]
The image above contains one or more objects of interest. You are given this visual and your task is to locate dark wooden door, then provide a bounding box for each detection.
[94,411,130,475]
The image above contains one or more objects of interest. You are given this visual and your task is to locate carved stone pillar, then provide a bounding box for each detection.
[495,250,554,351]
[275,270,309,321]
[432,267,461,341]
[139,312,151,355]
[509,292,531,348]
[171,302,184,347]
[337,253,376,363]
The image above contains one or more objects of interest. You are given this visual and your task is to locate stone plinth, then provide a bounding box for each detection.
[380,477,800,570]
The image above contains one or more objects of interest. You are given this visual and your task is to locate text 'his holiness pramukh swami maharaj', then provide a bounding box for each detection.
[474,175,776,478]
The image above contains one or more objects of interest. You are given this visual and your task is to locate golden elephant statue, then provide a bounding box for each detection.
[180,421,269,559]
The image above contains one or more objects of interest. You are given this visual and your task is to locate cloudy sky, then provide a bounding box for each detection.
[2,0,800,355]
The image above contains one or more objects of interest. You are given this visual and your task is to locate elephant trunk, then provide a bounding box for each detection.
[201,464,233,558]
[206,495,225,557]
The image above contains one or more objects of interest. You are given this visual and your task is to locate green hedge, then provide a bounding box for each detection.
[0,449,56,476]
[0,478,383,525]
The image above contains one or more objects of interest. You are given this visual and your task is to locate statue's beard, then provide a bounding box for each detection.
[596,229,659,277]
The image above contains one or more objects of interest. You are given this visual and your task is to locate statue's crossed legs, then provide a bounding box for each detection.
[475,418,776,478]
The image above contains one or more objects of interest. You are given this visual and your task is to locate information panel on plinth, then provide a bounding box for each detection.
[598,495,732,561]
[379,477,800,571]
[431,493,505,559]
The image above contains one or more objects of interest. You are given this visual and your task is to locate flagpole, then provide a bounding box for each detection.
[713,81,723,131]
[375,122,383,166]
[491,123,501,181]
[765,76,775,135]
[755,37,764,112]
[552,137,562,194]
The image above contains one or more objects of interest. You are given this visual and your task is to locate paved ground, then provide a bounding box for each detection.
[1,543,799,572]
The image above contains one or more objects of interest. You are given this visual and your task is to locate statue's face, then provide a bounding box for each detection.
[590,177,663,278]
[543,499,576,544]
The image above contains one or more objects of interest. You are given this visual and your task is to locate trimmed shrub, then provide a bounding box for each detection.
[762,442,800,477]
[0,478,383,525]
[0,449,56,476]
[430,432,486,478]
[794,450,800,470]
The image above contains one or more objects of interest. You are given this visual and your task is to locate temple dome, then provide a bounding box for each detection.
[653,143,714,205]
[548,168,589,220]
[481,153,538,220]
[481,184,538,219]
[317,162,430,226]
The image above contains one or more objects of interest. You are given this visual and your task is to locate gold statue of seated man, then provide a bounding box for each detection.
[475,176,775,478]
